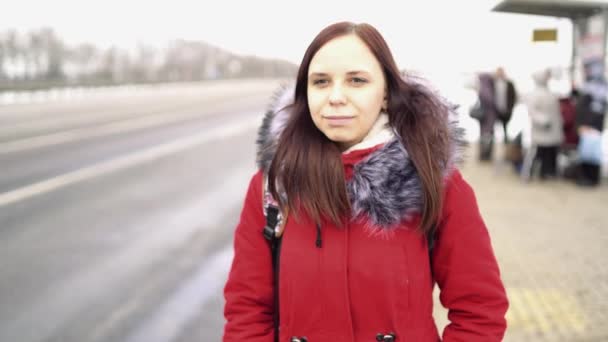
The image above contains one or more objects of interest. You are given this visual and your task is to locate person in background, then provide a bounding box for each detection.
[575,94,605,186]
[522,69,563,181]
[493,67,517,144]
[560,87,580,149]
[472,67,517,162]
[477,72,498,161]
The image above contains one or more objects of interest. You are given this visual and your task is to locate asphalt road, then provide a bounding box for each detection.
[0,79,283,342]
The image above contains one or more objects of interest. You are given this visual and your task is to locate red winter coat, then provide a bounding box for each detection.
[223,85,508,342]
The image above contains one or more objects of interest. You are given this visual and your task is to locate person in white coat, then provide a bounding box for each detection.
[522,69,564,180]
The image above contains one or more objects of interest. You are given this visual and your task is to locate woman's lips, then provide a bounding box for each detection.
[323,115,355,126]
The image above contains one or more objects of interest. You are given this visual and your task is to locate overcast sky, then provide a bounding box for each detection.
[1,0,573,74]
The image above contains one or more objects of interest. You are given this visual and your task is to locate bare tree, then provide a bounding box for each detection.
[40,28,64,80]
[0,26,297,90]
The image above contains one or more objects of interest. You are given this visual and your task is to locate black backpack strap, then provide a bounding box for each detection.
[427,224,437,254]
[427,223,438,285]
[262,175,283,342]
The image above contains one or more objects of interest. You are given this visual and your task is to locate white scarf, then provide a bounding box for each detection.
[343,113,395,154]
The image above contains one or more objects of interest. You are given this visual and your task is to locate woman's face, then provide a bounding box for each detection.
[307,34,387,151]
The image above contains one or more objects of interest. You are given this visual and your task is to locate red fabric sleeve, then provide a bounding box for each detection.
[433,170,509,342]
[223,171,275,342]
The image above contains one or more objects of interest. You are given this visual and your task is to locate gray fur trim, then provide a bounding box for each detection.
[256,82,294,172]
[347,138,421,228]
[256,81,466,229]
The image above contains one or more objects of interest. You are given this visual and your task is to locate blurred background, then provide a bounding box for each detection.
[0,0,606,341]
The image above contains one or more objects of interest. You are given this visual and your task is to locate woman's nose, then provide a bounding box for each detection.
[329,85,346,105]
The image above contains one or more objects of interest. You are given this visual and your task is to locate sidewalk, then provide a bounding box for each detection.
[433,147,608,341]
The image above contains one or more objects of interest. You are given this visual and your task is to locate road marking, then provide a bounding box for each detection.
[123,245,234,342]
[0,115,261,207]
[87,293,142,342]
[0,164,251,342]
[0,97,264,154]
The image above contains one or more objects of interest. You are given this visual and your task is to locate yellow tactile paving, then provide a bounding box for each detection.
[506,288,587,335]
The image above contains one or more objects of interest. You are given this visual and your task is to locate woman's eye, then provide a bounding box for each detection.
[312,79,328,86]
[351,77,367,84]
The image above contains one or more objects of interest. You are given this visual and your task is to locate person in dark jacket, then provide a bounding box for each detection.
[223,22,508,342]
[493,67,517,144]
[472,68,517,161]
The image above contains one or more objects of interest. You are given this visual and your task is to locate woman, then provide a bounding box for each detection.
[223,22,508,342]
[522,69,563,181]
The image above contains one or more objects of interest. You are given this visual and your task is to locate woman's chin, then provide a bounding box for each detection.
[324,135,357,150]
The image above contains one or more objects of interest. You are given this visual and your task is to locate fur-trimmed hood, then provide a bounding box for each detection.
[256,78,465,229]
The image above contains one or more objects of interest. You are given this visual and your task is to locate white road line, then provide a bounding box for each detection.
[0,89,271,140]
[123,245,234,342]
[0,115,261,207]
[0,101,260,154]
[0,112,189,153]
[0,164,251,342]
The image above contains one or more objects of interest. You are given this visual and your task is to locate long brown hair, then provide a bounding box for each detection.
[268,22,451,233]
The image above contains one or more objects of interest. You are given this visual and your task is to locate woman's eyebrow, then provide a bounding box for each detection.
[346,70,371,75]
[309,70,371,77]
